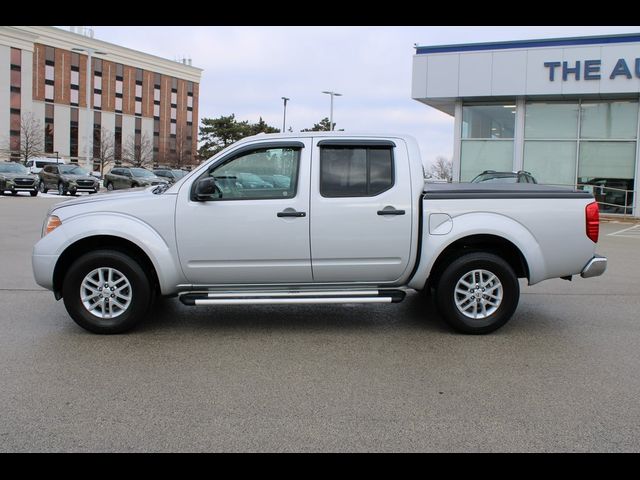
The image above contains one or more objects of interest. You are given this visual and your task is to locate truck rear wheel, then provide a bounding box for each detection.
[435,252,519,334]
[62,250,153,334]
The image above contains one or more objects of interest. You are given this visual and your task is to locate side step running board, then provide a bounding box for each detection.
[179,289,405,306]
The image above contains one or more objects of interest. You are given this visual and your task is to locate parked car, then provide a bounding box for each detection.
[471,170,537,184]
[103,167,169,191]
[38,164,100,196]
[25,156,67,175]
[33,132,606,335]
[0,161,39,196]
[153,168,187,184]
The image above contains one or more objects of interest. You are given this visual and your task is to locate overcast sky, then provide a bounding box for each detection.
[68,25,640,167]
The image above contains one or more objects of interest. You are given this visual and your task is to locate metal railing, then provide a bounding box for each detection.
[545,183,635,217]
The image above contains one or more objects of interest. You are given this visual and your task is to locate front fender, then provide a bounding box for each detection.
[33,212,186,295]
[408,212,546,289]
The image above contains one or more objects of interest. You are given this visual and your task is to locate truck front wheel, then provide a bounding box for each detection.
[435,252,519,334]
[62,250,153,334]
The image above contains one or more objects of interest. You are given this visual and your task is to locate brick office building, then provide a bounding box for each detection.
[0,26,202,170]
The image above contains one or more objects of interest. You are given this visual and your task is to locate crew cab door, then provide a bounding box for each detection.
[310,138,413,283]
[175,140,312,285]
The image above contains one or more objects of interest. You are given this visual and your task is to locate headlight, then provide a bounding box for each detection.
[43,215,62,236]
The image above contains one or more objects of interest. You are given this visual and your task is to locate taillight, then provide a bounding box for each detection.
[585,202,599,243]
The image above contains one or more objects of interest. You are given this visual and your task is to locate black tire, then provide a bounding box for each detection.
[435,252,519,334]
[30,190,38,197]
[62,250,154,334]
[106,182,114,191]
[39,181,48,193]
[10,190,17,196]
[58,182,66,196]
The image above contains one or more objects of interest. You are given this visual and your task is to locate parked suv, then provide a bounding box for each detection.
[103,167,169,191]
[0,161,39,196]
[39,164,100,196]
[471,170,537,184]
[153,168,187,184]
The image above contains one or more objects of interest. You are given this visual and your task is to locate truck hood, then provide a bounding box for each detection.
[50,186,171,214]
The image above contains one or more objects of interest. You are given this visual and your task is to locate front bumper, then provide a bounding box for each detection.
[32,253,57,291]
[580,255,607,278]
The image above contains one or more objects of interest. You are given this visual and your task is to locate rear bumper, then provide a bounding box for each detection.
[580,255,607,278]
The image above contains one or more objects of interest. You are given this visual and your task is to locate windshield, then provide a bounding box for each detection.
[131,168,155,178]
[0,163,28,174]
[59,165,89,175]
[172,170,186,179]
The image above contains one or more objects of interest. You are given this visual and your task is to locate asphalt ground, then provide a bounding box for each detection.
[1,192,639,452]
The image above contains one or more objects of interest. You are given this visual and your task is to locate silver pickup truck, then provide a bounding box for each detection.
[32,132,606,335]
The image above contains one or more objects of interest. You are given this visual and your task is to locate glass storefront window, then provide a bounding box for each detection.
[525,102,579,139]
[460,140,514,181]
[578,141,636,214]
[462,105,515,139]
[524,141,576,186]
[580,101,638,139]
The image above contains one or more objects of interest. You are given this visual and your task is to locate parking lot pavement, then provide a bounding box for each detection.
[1,195,639,452]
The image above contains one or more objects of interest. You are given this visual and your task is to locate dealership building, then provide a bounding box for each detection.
[0,26,202,170]
[412,33,640,215]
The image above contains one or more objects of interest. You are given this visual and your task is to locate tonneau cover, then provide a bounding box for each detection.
[423,182,594,199]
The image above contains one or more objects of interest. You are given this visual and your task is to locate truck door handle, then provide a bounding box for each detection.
[377,208,405,216]
[277,210,306,218]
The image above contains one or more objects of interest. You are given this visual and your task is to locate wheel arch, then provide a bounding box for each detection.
[426,234,530,291]
[53,235,160,300]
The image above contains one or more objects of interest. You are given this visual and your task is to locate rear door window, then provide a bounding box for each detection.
[320,146,394,197]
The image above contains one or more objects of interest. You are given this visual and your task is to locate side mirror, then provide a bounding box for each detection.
[194,177,221,201]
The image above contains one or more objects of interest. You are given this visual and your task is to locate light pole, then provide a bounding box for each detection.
[321,91,342,131]
[72,47,107,171]
[281,97,290,133]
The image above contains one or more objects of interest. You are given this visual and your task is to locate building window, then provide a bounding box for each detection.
[460,104,515,181]
[522,99,639,214]
[187,110,193,123]
[70,107,79,158]
[170,122,177,135]
[43,46,55,103]
[93,58,102,110]
[10,49,21,140]
[70,53,80,107]
[44,104,54,153]
[114,114,122,161]
[115,97,123,112]
[171,107,177,121]
[93,111,102,159]
[153,104,160,118]
[135,100,142,116]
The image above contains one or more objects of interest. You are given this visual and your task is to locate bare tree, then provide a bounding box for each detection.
[170,125,194,169]
[122,132,154,168]
[428,156,453,182]
[94,128,115,175]
[0,112,45,163]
